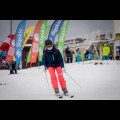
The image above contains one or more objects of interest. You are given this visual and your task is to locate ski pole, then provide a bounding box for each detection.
[44,70,51,92]
[65,71,81,89]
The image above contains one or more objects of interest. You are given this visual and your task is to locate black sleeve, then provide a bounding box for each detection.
[58,50,64,68]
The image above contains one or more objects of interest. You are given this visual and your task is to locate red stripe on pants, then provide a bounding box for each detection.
[48,66,67,89]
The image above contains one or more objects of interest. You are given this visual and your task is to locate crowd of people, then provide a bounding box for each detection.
[64,43,119,63]
[64,46,94,63]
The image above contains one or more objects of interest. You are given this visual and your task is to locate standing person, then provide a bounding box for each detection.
[1,51,6,63]
[9,60,17,74]
[102,44,110,60]
[76,48,81,62]
[84,50,89,61]
[65,46,72,63]
[88,51,94,60]
[109,47,113,60]
[115,56,120,60]
[70,50,74,63]
[43,39,70,97]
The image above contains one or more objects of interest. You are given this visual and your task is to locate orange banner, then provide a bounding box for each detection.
[30,20,41,64]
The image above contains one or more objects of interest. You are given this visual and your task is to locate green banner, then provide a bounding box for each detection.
[58,20,69,57]
[45,25,51,39]
[26,47,31,65]
[38,20,48,62]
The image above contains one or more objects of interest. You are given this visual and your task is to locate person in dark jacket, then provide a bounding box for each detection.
[65,46,72,63]
[9,60,17,74]
[84,50,89,61]
[43,39,69,96]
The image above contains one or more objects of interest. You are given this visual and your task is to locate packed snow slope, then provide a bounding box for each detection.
[0,60,120,100]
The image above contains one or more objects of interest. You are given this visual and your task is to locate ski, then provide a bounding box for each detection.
[57,95,63,98]
[55,93,63,99]
[55,93,74,98]
[56,95,63,98]
[64,93,74,98]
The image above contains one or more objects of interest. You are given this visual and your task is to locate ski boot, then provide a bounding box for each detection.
[62,88,74,98]
[62,88,69,96]
[54,88,63,98]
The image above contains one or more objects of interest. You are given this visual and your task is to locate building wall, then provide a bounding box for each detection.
[113,20,120,36]
[113,20,120,59]
[64,30,112,52]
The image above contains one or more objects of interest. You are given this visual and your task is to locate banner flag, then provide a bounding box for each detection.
[15,20,26,66]
[23,26,35,49]
[58,20,69,57]
[0,34,14,52]
[45,25,51,39]
[48,20,64,43]
[38,20,48,62]
[30,20,41,64]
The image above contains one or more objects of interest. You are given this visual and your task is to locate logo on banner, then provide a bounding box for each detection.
[16,50,21,58]
[34,33,39,42]
[4,38,11,45]
[39,48,43,55]
[12,40,15,47]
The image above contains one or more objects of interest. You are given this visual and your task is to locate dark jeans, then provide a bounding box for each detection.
[10,65,17,74]
[10,69,17,74]
[67,57,73,63]
[102,56,109,60]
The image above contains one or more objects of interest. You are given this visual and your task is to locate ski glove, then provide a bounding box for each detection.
[62,67,66,73]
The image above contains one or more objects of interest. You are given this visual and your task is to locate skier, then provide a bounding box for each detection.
[43,39,69,97]
[9,60,17,74]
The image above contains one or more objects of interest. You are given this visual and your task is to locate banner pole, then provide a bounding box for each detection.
[10,20,12,41]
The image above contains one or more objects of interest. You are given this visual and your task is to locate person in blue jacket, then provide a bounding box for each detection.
[1,51,7,63]
[88,51,94,60]
[76,48,81,62]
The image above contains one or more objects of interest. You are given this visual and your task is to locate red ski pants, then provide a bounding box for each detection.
[48,66,67,89]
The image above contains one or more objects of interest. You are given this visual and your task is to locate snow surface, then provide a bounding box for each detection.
[0,60,120,100]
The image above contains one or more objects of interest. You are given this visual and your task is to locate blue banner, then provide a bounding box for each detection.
[48,20,64,43]
[15,20,26,67]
